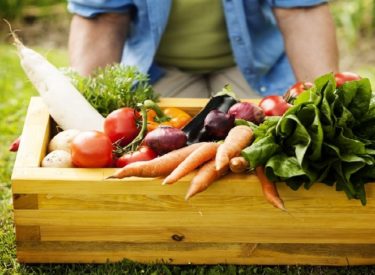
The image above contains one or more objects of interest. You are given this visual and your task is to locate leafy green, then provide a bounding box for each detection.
[67,65,159,117]
[241,73,375,205]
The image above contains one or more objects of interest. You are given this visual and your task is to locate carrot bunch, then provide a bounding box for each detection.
[109,126,254,199]
[108,125,286,210]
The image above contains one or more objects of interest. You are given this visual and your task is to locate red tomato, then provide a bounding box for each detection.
[335,72,361,87]
[104,108,140,146]
[259,95,291,116]
[116,146,157,168]
[284,81,313,102]
[9,136,21,152]
[71,131,113,168]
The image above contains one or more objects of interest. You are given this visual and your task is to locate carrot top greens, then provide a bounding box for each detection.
[68,65,159,117]
[241,73,374,205]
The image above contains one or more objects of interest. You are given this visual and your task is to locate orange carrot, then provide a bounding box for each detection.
[255,166,286,211]
[108,143,204,179]
[185,159,228,200]
[215,125,253,171]
[162,142,220,185]
[229,156,249,173]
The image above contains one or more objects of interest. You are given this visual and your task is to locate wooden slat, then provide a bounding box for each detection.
[158,98,208,116]
[11,167,375,199]
[37,225,375,244]
[16,241,375,265]
[13,97,50,168]
[15,226,40,241]
[13,194,38,209]
[13,210,375,230]
[36,193,375,212]
[158,98,260,115]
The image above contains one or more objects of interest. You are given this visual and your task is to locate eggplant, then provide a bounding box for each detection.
[182,92,238,143]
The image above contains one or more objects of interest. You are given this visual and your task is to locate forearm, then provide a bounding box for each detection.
[274,4,339,82]
[68,13,130,76]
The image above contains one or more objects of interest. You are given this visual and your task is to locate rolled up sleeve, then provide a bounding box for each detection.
[68,0,134,17]
[266,0,327,8]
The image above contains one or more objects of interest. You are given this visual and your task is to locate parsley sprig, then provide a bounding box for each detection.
[68,65,159,117]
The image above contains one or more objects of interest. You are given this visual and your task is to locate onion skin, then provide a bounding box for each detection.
[228,102,265,125]
[143,126,187,155]
[204,110,235,140]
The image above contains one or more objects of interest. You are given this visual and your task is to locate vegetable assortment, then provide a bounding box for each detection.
[12,34,375,208]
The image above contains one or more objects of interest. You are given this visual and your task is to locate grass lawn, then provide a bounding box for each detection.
[1,44,375,274]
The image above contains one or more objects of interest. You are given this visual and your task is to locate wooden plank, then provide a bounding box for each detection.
[15,226,40,241]
[13,210,375,231]
[13,97,50,168]
[11,168,375,199]
[16,241,375,265]
[13,194,38,209]
[158,98,260,116]
[158,98,208,116]
[39,225,375,244]
[35,194,375,213]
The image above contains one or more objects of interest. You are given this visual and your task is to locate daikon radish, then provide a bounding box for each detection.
[7,22,104,131]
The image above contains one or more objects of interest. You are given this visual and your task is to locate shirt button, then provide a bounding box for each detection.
[260,86,267,93]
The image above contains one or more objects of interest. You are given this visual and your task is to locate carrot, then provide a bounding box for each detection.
[108,143,204,179]
[255,166,286,211]
[162,142,220,185]
[5,20,104,131]
[185,159,228,200]
[229,156,249,173]
[215,125,253,171]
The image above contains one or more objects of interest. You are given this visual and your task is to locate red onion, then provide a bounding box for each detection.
[143,126,187,155]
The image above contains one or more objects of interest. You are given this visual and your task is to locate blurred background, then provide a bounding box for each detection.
[0,0,374,78]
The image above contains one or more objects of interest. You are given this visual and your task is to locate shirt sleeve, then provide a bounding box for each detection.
[266,0,327,8]
[67,0,134,17]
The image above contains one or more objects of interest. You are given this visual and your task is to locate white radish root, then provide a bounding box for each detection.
[5,20,104,131]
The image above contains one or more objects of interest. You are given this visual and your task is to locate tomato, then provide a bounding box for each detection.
[284,81,313,102]
[116,146,157,168]
[335,72,361,87]
[9,136,21,152]
[71,131,113,168]
[259,95,291,116]
[104,108,140,146]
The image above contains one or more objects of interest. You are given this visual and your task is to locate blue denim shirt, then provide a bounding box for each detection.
[68,0,326,96]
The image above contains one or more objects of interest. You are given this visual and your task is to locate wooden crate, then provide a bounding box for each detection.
[11,97,375,265]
